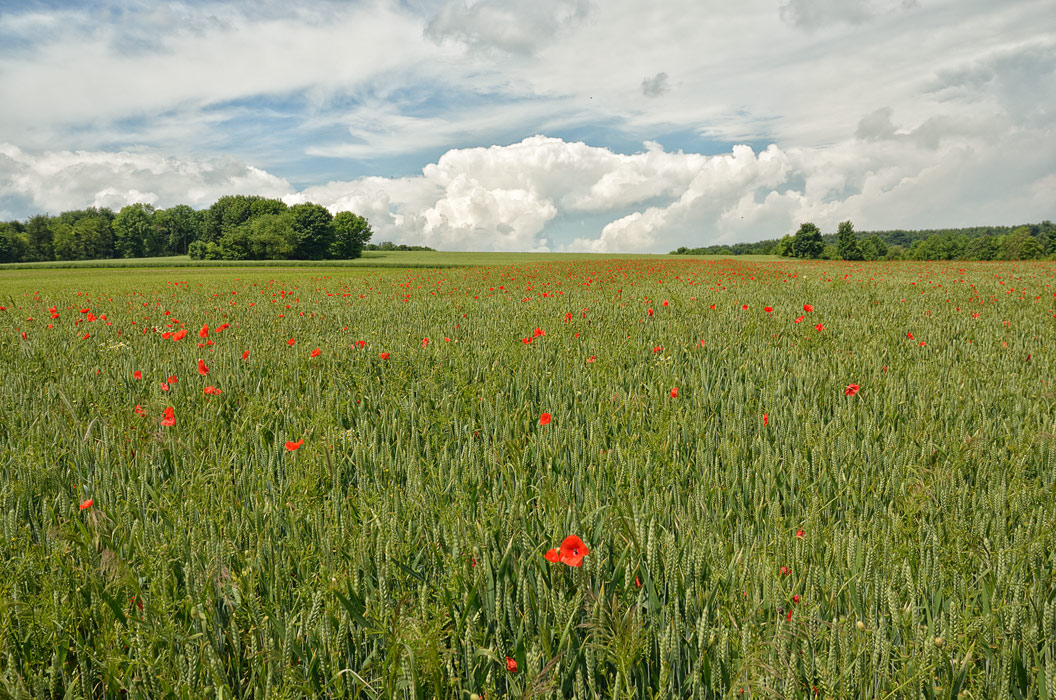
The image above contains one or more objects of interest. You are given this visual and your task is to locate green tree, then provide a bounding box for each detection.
[24,215,54,261]
[113,203,155,258]
[248,213,296,259]
[154,205,201,256]
[0,222,30,263]
[205,196,286,243]
[836,220,863,261]
[288,203,334,259]
[330,211,372,259]
[964,235,998,260]
[1000,227,1044,260]
[859,235,888,260]
[773,234,794,257]
[791,222,824,259]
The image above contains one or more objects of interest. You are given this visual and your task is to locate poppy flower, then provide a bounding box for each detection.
[794,316,804,324]
[544,548,560,563]
[285,439,304,451]
[356,340,366,348]
[173,328,187,341]
[379,352,390,359]
[242,350,250,360]
[803,304,814,312]
[844,384,860,397]
[587,355,596,363]
[670,387,679,398]
[160,382,170,392]
[310,348,321,358]
[814,323,824,332]
[79,499,93,511]
[763,413,768,426]
[741,304,748,310]
[199,324,209,338]
[533,327,545,337]
[203,386,222,395]
[779,565,791,576]
[506,657,518,673]
[133,370,142,380]
[795,529,805,539]
[764,306,773,313]
[792,594,800,604]
[287,338,296,346]
[197,359,209,375]
[906,332,914,340]
[168,375,178,384]
[559,535,589,567]
[538,413,552,426]
[161,406,175,427]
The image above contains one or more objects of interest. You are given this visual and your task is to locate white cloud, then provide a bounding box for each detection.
[0,144,291,214]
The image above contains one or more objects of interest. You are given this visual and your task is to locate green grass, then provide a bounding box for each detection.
[0,251,780,271]
[1,258,1054,699]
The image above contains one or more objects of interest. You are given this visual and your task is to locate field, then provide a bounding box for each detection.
[1,257,1055,699]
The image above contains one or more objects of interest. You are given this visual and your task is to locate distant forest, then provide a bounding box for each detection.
[672,221,1056,261]
[0,195,433,264]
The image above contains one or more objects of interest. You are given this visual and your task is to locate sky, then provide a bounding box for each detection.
[0,0,1053,252]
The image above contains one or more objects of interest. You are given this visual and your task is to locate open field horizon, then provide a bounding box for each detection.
[2,257,1055,698]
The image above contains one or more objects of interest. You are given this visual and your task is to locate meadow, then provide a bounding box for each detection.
[1,257,1054,699]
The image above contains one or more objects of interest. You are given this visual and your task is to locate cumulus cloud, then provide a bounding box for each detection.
[0,144,291,214]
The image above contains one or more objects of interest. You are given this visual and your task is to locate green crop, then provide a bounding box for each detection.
[0,258,1054,699]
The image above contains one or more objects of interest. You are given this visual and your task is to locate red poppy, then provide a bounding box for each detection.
[844,383,860,397]
[356,340,366,348]
[635,576,642,589]
[310,348,321,358]
[379,352,390,359]
[652,346,663,354]
[779,565,791,576]
[242,350,250,360]
[662,300,669,307]
[538,412,552,426]
[197,359,209,375]
[792,594,800,604]
[533,327,545,337]
[199,324,209,338]
[559,535,589,567]
[795,529,805,539]
[79,499,93,511]
[741,304,748,310]
[285,439,304,451]
[134,404,147,416]
[794,315,804,324]
[814,323,824,332]
[764,306,773,313]
[133,370,142,380]
[803,304,813,312]
[168,375,178,384]
[161,406,175,427]
[544,548,560,563]
[763,413,768,426]
[587,355,596,363]
[670,387,678,398]
[203,386,222,395]
[160,382,170,392]
[906,332,914,339]
[287,338,296,346]
[506,657,518,673]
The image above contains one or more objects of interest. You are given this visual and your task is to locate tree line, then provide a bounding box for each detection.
[0,195,435,264]
[672,221,1056,261]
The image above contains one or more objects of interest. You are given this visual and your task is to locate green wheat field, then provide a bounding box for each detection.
[1,256,1055,699]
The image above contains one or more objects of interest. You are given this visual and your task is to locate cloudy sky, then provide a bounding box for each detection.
[0,0,1052,252]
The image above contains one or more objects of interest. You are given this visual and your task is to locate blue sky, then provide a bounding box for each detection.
[0,0,1053,251]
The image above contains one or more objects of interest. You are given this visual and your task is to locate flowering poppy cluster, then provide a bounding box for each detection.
[544,535,589,567]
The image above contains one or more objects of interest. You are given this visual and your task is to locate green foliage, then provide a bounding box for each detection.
[3,258,1055,698]
[113,203,155,258]
[791,222,824,258]
[836,221,863,261]
[287,202,334,260]
[331,211,372,259]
